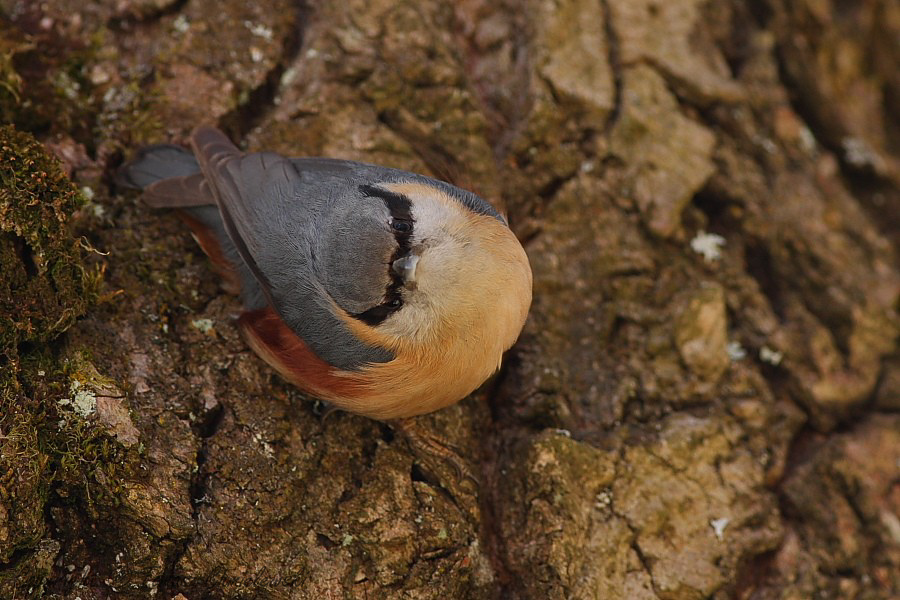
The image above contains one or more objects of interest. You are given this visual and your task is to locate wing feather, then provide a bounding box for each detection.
[188,126,393,370]
[142,173,212,208]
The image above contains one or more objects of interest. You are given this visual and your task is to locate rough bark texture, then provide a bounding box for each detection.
[1,0,898,598]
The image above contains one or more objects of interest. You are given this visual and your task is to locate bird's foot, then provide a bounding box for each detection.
[391,417,479,493]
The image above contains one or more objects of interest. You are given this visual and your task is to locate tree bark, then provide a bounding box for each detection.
[1,0,898,598]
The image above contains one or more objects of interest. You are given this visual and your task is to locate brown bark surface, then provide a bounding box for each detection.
[1,0,898,598]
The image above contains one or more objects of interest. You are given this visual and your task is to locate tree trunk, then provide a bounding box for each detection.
[1,0,898,598]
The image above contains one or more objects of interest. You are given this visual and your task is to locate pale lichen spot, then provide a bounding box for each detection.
[759,345,783,366]
[726,340,747,361]
[710,517,729,541]
[191,318,215,334]
[690,231,726,262]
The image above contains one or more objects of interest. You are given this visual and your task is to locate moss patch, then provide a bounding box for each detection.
[0,375,49,565]
[0,124,118,597]
[0,16,98,141]
[0,124,101,358]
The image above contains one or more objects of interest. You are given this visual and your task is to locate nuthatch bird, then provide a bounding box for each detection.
[120,127,532,420]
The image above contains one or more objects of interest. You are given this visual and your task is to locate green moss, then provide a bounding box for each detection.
[0,124,101,359]
[0,124,123,593]
[0,17,99,141]
[93,78,165,152]
[0,20,28,126]
[0,348,134,596]
[0,376,50,564]
[0,18,162,154]
[0,539,59,599]
[18,351,133,506]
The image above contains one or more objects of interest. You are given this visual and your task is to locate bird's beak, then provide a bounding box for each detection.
[392,254,419,284]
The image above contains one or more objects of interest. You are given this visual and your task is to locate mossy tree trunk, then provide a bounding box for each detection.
[1,0,898,598]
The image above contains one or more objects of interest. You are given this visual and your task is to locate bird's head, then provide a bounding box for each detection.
[318,178,533,368]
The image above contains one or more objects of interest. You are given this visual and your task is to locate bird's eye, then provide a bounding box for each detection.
[391,219,412,234]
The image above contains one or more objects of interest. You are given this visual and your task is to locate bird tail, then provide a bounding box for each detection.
[117,144,212,208]
[118,134,267,311]
[117,144,199,188]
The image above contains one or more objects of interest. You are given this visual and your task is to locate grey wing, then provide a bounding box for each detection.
[189,126,393,370]
[117,144,200,189]
[143,173,212,208]
[118,144,214,208]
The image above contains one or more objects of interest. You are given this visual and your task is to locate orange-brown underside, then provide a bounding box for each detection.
[239,306,368,399]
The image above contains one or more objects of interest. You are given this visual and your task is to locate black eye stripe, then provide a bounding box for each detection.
[359,184,413,223]
[352,185,415,326]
